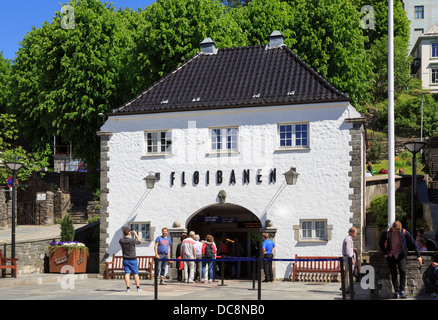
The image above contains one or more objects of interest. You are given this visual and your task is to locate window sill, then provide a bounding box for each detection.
[297,239,328,244]
[206,151,240,156]
[275,147,310,152]
[141,153,173,158]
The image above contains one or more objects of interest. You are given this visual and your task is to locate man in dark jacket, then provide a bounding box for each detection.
[379,221,422,299]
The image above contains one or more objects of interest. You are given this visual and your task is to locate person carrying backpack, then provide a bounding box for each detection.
[201,234,217,283]
[379,221,422,299]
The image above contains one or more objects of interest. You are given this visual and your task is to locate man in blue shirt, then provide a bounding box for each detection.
[155,228,171,285]
[262,233,276,282]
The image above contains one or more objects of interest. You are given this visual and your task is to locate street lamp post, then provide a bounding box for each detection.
[403,141,427,235]
[5,161,24,260]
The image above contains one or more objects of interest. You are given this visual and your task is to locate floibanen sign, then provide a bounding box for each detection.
[170,168,278,186]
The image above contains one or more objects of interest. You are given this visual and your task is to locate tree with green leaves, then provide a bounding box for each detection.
[0,113,50,186]
[125,0,246,96]
[284,0,374,111]
[368,35,414,100]
[353,0,410,50]
[9,0,135,172]
[231,0,296,48]
[0,51,12,113]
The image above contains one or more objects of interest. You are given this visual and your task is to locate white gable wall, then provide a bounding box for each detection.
[101,102,362,278]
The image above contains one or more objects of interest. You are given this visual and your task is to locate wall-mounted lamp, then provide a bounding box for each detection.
[144,172,160,189]
[283,167,299,185]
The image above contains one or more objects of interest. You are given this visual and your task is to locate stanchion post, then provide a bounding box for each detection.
[339,256,346,300]
[154,257,158,300]
[249,258,256,290]
[218,258,228,286]
[348,256,355,300]
[257,239,263,300]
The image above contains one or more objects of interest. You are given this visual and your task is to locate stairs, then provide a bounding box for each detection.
[68,183,93,224]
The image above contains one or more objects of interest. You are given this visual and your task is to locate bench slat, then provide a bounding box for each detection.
[292,255,340,282]
[105,255,155,280]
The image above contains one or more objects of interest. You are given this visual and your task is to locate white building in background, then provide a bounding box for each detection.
[410,21,438,93]
[403,0,438,52]
[97,32,366,280]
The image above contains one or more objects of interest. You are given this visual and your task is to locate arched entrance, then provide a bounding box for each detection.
[186,203,262,279]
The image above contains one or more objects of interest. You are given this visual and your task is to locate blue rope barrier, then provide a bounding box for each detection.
[157,257,341,262]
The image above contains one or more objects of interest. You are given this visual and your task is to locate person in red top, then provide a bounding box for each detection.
[379,221,422,299]
[201,234,217,283]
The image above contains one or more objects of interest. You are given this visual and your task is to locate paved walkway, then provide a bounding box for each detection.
[0,225,436,304]
[0,272,436,301]
[0,224,86,244]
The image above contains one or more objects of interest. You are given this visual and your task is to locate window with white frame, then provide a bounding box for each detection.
[432,43,438,58]
[210,127,238,152]
[128,222,151,242]
[144,130,172,155]
[278,122,309,149]
[300,220,327,241]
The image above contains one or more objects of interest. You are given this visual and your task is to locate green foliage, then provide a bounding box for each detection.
[60,214,75,242]
[0,51,12,113]
[367,190,411,231]
[367,140,385,162]
[284,0,374,112]
[3,0,417,175]
[0,113,50,186]
[9,0,134,168]
[125,0,246,96]
[376,93,438,136]
[353,0,410,49]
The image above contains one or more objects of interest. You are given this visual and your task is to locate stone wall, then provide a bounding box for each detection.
[369,251,436,299]
[0,186,11,230]
[2,236,61,275]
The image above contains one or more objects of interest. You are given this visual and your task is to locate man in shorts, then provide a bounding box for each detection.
[119,227,142,292]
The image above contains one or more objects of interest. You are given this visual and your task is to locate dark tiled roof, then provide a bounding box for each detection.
[111,44,350,115]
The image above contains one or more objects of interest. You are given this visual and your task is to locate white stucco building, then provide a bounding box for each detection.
[403,0,438,52]
[97,32,366,280]
[410,21,438,93]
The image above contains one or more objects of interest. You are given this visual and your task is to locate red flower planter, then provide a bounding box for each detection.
[49,247,88,273]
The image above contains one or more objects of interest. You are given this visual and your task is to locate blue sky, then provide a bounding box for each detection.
[0,0,155,61]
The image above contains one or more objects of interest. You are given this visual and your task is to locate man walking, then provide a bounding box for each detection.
[262,233,275,282]
[154,227,171,285]
[342,226,358,292]
[181,231,197,283]
[119,227,142,292]
[379,221,422,299]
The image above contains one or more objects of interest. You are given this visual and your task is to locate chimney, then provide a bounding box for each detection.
[268,31,284,48]
[200,37,217,54]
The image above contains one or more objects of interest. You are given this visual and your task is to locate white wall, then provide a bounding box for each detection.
[102,102,361,278]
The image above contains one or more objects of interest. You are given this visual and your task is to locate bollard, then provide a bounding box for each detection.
[154,257,158,300]
[339,256,346,300]
[348,256,355,300]
[217,259,227,286]
[257,255,262,300]
[248,258,257,291]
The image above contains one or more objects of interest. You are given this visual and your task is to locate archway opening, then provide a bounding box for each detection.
[186,203,261,279]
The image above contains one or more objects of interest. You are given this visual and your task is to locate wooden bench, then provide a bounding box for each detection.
[105,255,155,280]
[292,255,341,282]
[0,250,18,278]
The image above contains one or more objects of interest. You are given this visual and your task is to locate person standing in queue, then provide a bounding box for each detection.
[154,227,171,285]
[262,233,275,282]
